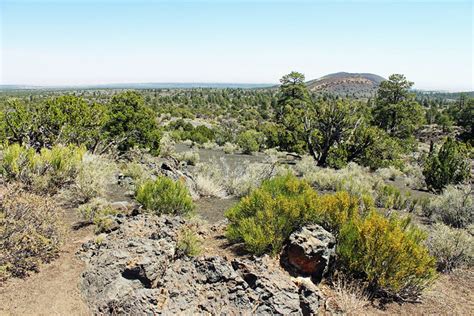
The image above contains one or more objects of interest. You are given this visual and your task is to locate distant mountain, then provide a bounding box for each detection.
[306,72,385,98]
[0,83,274,91]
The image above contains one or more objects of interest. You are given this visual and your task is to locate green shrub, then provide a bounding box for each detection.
[426,223,473,272]
[226,174,437,298]
[177,227,202,257]
[0,185,64,280]
[237,129,262,154]
[375,184,410,210]
[1,143,85,193]
[225,174,319,255]
[423,137,469,192]
[338,212,437,298]
[136,177,194,215]
[104,91,162,154]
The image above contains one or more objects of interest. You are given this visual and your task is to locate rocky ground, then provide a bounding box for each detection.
[78,214,323,315]
[0,151,472,315]
[1,197,473,315]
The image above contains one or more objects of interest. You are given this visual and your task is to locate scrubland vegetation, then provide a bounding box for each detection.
[0,72,472,311]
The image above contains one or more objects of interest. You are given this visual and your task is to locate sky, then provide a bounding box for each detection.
[0,0,472,91]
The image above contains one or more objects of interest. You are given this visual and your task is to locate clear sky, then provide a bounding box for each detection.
[1,0,472,90]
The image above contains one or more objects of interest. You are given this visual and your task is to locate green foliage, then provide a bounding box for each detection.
[275,72,311,153]
[103,91,162,154]
[177,226,202,257]
[305,99,362,167]
[136,177,194,215]
[375,184,410,210]
[423,137,469,192]
[226,174,436,297]
[373,74,425,139]
[2,96,106,150]
[1,143,85,193]
[167,119,216,144]
[338,211,436,297]
[225,174,319,255]
[0,186,64,280]
[346,126,402,170]
[448,95,474,143]
[237,129,262,154]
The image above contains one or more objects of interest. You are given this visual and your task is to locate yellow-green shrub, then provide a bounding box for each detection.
[1,143,85,193]
[177,226,202,257]
[338,211,437,297]
[226,174,437,298]
[0,185,65,280]
[136,176,194,215]
[375,184,410,210]
[226,174,320,255]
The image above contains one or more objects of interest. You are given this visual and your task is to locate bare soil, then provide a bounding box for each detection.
[367,268,474,315]
[195,196,238,223]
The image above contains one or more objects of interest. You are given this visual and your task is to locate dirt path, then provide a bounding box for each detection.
[0,208,94,316]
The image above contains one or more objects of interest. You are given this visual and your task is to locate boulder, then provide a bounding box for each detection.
[79,214,322,315]
[285,224,336,281]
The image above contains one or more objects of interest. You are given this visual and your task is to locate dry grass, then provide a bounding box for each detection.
[195,174,227,198]
[63,153,118,204]
[327,275,371,315]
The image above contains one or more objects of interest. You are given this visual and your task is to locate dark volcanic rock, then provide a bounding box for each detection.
[285,224,336,281]
[80,215,321,315]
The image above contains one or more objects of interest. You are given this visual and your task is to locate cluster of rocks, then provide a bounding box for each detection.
[79,215,335,315]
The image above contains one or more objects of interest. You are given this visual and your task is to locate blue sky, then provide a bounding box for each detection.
[1,0,472,90]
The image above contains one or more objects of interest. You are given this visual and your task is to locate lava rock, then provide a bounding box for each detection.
[285,224,336,281]
[79,214,322,315]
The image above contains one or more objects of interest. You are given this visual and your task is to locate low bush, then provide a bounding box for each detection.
[375,166,403,181]
[159,133,176,158]
[93,208,121,234]
[226,174,320,255]
[375,184,411,210]
[174,150,199,166]
[201,141,218,150]
[1,143,85,193]
[122,161,153,188]
[338,212,436,298]
[195,174,227,198]
[400,161,425,190]
[66,153,118,203]
[136,177,194,215]
[426,223,473,272]
[0,185,64,279]
[177,226,202,257]
[237,129,262,154]
[194,157,281,198]
[223,142,238,154]
[77,197,111,222]
[226,174,437,298]
[423,185,473,228]
[300,162,383,199]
